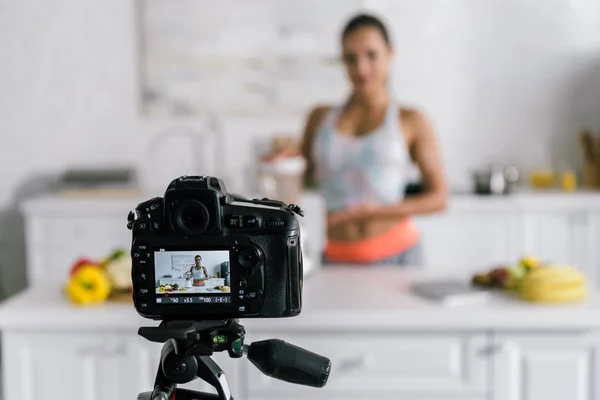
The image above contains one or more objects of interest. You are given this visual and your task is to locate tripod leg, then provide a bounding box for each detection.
[194,355,233,400]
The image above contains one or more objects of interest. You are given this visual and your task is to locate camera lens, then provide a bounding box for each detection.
[238,247,260,269]
[173,200,210,235]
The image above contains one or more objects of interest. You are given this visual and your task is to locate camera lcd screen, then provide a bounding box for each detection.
[154,249,231,305]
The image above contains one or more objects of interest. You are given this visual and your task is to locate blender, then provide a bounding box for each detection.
[184,271,193,289]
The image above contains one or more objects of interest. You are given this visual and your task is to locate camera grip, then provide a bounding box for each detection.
[247,339,331,388]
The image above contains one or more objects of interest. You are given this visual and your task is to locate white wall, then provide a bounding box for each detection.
[0,0,139,207]
[1,0,600,293]
[366,0,600,187]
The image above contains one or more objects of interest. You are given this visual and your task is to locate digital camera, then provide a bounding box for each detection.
[127,176,304,321]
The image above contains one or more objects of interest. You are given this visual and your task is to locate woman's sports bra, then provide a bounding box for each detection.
[311,101,413,212]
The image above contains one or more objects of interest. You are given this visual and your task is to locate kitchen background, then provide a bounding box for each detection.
[2,1,600,399]
[1,0,600,292]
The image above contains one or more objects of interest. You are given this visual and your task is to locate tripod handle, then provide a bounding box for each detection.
[247,339,331,388]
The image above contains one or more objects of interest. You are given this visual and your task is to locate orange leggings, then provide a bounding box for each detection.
[324,218,420,264]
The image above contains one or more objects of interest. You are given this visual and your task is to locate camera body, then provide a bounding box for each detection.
[128,176,304,321]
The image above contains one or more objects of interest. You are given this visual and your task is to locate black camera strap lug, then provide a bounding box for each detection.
[286,204,305,217]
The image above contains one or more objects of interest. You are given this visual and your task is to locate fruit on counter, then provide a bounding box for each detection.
[65,264,111,305]
[520,255,541,270]
[220,286,230,292]
[519,265,588,303]
[472,266,511,289]
[471,255,544,290]
[100,249,132,292]
[107,249,127,260]
[490,267,511,289]
[471,272,492,287]
[507,264,526,290]
[69,257,96,277]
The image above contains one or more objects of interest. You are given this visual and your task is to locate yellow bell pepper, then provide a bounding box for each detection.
[65,264,111,305]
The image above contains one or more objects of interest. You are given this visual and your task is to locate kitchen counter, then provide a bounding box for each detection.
[19,189,600,215]
[1,267,600,331]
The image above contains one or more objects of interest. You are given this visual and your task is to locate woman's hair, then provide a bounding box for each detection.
[195,255,202,260]
[341,13,391,45]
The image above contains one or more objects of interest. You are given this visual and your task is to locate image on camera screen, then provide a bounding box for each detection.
[154,249,231,305]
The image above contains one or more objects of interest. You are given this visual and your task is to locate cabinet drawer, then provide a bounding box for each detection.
[244,332,488,398]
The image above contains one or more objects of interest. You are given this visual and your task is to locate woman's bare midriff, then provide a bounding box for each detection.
[326,215,404,242]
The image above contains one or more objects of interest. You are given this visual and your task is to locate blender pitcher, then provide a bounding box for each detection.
[258,156,307,205]
[184,271,193,289]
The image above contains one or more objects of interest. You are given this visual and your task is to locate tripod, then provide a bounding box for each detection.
[137,319,331,400]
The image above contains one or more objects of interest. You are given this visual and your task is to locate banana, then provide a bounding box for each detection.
[519,265,588,303]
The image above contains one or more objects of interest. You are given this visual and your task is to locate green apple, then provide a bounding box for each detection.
[507,263,527,290]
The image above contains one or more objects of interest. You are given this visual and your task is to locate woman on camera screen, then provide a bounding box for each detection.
[275,14,448,266]
[190,255,209,282]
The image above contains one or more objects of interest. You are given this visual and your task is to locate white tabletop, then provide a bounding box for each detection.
[1,267,600,331]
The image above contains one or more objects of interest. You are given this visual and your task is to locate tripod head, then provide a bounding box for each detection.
[137,319,331,400]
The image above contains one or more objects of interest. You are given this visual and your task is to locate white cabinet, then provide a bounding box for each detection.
[243,332,489,399]
[414,212,520,271]
[2,332,152,400]
[1,332,242,400]
[522,213,581,265]
[491,332,600,400]
[588,213,600,284]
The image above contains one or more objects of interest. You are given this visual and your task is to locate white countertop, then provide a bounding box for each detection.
[1,267,600,331]
[19,189,600,215]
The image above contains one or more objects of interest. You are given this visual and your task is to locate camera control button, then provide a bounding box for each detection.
[137,272,149,282]
[226,216,242,228]
[137,221,149,231]
[238,306,246,312]
[137,255,150,266]
[151,221,161,231]
[139,302,149,309]
[238,279,247,289]
[246,291,257,300]
[135,242,148,252]
[139,288,150,295]
[243,215,258,228]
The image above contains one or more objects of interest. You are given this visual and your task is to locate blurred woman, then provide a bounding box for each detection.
[299,14,448,266]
